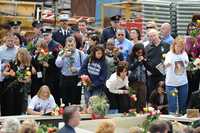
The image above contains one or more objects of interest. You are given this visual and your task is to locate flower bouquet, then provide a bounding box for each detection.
[187,57,200,73]
[80,74,92,90]
[123,109,137,117]
[37,48,54,62]
[16,66,32,81]
[37,124,57,133]
[51,99,65,116]
[142,107,160,133]
[88,96,109,119]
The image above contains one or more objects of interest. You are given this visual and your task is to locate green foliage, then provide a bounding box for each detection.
[141,113,160,133]
[128,86,136,96]
[37,53,54,62]
[190,29,200,37]
[27,42,36,53]
[37,124,57,133]
[89,96,109,116]
[190,119,200,128]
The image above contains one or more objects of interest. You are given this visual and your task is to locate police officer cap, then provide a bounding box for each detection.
[110,15,121,22]
[32,20,43,28]
[41,26,53,35]
[59,14,70,21]
[8,20,22,27]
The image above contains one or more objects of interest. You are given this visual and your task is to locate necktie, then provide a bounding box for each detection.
[64,31,67,37]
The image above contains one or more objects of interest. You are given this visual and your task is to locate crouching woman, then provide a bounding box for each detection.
[106,61,130,113]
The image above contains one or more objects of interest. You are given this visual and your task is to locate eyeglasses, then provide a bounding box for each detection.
[117,34,124,36]
[146,26,155,29]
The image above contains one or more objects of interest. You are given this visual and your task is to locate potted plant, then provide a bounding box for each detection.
[88,96,109,119]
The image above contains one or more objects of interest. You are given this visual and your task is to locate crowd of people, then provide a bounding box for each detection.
[0,12,200,117]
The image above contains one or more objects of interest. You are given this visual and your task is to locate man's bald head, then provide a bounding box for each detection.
[161,23,171,37]
[147,29,160,45]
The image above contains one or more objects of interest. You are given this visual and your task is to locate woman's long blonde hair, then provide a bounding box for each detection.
[16,48,31,66]
[171,36,185,54]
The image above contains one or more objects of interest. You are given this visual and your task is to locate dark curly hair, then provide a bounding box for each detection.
[89,45,105,63]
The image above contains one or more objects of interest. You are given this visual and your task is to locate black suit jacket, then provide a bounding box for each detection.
[52,28,74,47]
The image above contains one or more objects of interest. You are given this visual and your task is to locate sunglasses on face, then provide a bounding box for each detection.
[146,26,155,29]
[117,34,124,36]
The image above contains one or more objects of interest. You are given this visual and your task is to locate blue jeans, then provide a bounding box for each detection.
[166,84,188,114]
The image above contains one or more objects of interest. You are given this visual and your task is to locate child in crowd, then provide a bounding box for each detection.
[79,45,107,105]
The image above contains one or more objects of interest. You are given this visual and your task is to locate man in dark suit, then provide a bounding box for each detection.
[100,15,130,45]
[52,14,74,47]
[42,26,63,104]
[58,106,80,133]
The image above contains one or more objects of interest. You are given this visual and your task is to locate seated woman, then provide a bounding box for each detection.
[27,85,56,115]
[149,81,168,114]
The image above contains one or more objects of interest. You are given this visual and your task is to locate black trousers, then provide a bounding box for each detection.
[6,80,29,115]
[111,94,130,113]
[44,73,60,105]
[59,75,81,106]
[0,78,15,116]
[187,70,200,104]
[130,81,147,113]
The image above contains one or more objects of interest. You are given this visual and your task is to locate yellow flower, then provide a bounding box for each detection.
[172,92,176,97]
[143,107,148,112]
[197,20,200,24]
[26,71,31,76]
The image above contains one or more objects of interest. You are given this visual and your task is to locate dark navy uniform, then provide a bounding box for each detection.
[8,21,27,47]
[45,39,62,104]
[52,28,74,47]
[100,15,130,44]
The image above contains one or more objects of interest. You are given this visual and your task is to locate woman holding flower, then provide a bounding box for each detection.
[128,43,154,113]
[7,48,36,115]
[56,36,86,105]
[164,36,189,114]
[31,39,52,96]
[79,45,107,105]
